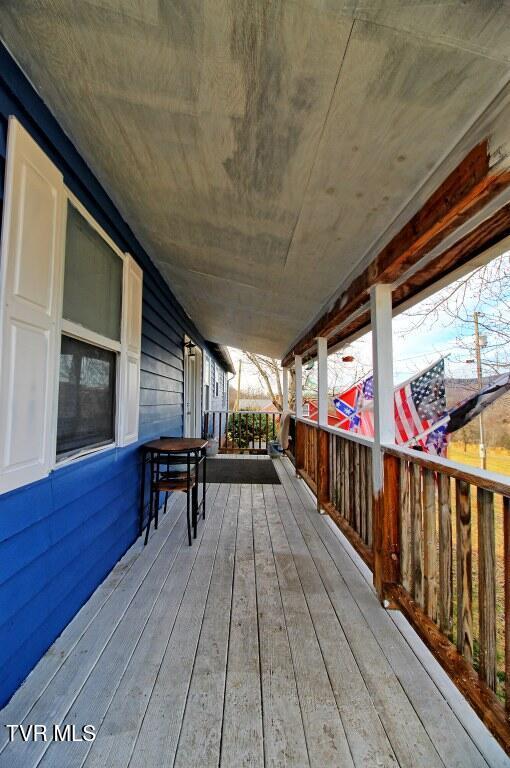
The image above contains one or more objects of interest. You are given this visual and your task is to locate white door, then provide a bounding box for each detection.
[184,340,202,437]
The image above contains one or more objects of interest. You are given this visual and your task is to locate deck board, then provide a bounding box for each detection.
[0,458,507,768]
[276,459,494,768]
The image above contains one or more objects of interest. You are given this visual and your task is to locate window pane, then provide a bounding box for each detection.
[63,204,122,340]
[57,335,116,458]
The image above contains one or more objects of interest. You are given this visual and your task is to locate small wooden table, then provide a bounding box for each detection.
[139,437,208,541]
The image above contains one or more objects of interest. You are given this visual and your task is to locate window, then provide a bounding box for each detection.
[57,336,116,458]
[63,204,123,340]
[56,201,125,459]
[0,118,142,493]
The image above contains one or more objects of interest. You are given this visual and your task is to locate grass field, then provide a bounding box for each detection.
[447,442,509,700]
[448,442,510,477]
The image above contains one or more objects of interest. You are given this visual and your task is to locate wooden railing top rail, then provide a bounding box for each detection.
[383,442,510,497]
[293,415,374,448]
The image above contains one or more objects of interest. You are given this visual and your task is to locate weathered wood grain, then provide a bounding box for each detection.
[477,487,497,692]
[423,468,437,623]
[263,485,354,767]
[504,495,510,712]
[411,462,423,607]
[456,479,473,664]
[438,473,453,637]
[316,427,329,509]
[270,482,399,768]
[174,485,239,767]
[400,460,412,594]
[128,485,227,768]
[76,487,223,768]
[252,485,309,768]
[220,485,264,767]
[276,458,477,768]
[384,445,510,497]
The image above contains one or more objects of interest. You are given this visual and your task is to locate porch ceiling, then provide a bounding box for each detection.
[2,2,510,357]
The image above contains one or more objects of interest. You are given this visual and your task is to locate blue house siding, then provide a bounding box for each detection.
[0,46,225,707]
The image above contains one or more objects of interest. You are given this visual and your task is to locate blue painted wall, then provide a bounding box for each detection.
[0,45,226,707]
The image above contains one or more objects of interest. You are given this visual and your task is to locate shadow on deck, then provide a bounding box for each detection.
[0,458,507,767]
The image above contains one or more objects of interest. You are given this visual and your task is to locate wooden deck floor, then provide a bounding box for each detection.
[1,458,508,768]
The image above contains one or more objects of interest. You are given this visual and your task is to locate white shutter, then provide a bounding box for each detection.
[0,118,65,494]
[119,254,142,446]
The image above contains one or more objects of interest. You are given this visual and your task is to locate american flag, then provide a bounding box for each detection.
[333,359,448,455]
[394,359,446,447]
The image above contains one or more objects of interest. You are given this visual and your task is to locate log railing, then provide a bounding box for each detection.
[203,410,279,454]
[381,445,510,748]
[293,416,510,752]
[328,430,373,550]
[295,418,318,490]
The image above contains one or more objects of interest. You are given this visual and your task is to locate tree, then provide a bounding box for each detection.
[240,347,369,412]
[242,351,293,411]
[400,253,510,375]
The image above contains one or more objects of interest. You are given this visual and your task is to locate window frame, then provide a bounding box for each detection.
[52,189,127,468]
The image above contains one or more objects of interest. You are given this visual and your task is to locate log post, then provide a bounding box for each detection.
[373,453,400,599]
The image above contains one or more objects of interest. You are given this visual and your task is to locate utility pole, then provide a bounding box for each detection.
[473,311,487,470]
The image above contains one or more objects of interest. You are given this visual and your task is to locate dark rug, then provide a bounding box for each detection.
[200,458,280,484]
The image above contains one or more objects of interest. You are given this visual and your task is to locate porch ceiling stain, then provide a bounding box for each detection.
[2,2,510,357]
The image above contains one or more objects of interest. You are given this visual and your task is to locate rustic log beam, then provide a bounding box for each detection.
[282,141,510,367]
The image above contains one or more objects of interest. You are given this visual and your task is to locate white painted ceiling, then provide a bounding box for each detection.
[2,2,510,357]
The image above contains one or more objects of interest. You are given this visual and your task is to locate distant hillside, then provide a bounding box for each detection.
[446,376,510,449]
[445,376,502,407]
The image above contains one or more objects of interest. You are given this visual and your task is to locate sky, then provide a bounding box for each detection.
[229,252,509,394]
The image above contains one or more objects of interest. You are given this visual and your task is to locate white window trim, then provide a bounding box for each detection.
[52,188,143,467]
[0,119,142,494]
[55,441,117,469]
[60,319,122,354]
[66,189,126,262]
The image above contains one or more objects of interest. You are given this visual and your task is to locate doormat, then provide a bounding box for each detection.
[200,458,280,484]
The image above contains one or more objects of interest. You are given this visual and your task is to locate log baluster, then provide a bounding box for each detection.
[438,473,453,637]
[478,487,496,690]
[411,462,423,607]
[456,479,473,664]
[423,468,437,622]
